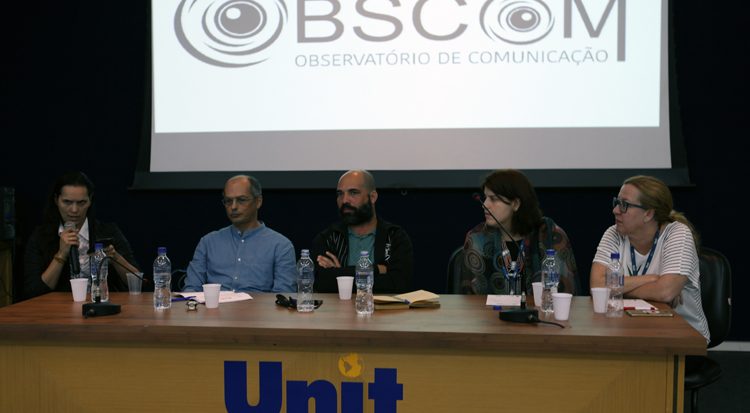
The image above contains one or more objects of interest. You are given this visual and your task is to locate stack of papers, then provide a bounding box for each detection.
[373,290,440,310]
[176,291,253,304]
[486,295,522,307]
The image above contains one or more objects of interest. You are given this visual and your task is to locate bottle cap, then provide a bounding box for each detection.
[94,243,104,250]
[545,249,555,256]
[301,249,310,257]
[360,251,369,256]
[158,246,167,255]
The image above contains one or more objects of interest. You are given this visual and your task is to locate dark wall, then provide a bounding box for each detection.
[1,2,745,339]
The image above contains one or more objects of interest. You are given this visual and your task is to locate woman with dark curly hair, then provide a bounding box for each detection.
[459,169,577,296]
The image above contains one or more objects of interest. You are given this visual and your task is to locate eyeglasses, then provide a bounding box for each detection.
[221,196,254,207]
[612,197,647,213]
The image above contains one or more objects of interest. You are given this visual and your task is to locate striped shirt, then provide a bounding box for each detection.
[593,221,710,342]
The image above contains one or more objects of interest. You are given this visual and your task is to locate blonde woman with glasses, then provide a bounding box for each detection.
[590,175,709,341]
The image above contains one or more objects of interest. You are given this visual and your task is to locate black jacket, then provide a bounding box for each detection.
[311,218,413,294]
[23,220,139,300]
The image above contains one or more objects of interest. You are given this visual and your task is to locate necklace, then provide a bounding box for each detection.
[500,238,526,280]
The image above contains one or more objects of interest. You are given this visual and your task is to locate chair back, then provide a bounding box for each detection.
[171,269,187,292]
[446,247,464,294]
[698,247,732,348]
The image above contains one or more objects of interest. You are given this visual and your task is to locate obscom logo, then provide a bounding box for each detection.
[175,0,624,67]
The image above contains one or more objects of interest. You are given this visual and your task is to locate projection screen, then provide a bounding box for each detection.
[135,0,688,189]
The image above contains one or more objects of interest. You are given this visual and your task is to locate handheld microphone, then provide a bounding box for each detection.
[64,221,80,276]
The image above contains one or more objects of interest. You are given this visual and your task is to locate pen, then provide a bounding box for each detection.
[171,296,195,302]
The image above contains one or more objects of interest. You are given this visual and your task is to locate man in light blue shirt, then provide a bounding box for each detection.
[184,175,296,293]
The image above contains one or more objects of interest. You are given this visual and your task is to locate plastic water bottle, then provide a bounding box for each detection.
[296,249,315,312]
[153,247,172,310]
[355,251,374,315]
[541,249,559,314]
[90,242,109,302]
[606,252,624,318]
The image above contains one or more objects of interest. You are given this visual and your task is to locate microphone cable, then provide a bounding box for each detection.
[472,193,517,244]
[472,193,527,304]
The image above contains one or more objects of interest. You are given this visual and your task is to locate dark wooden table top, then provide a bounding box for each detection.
[0,293,706,356]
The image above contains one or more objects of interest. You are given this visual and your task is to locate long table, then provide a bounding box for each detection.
[0,292,705,412]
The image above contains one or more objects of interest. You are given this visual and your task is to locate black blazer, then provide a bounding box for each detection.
[22,220,139,300]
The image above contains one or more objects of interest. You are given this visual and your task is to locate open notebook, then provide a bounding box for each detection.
[373,290,440,310]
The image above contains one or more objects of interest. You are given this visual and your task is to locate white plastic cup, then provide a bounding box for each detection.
[532,282,543,307]
[70,278,88,302]
[552,292,573,321]
[126,272,143,295]
[591,287,609,314]
[202,283,221,308]
[336,276,354,300]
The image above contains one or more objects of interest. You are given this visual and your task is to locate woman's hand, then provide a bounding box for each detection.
[57,227,79,257]
[104,244,118,259]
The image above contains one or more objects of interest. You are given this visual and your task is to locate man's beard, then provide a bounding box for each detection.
[339,199,374,225]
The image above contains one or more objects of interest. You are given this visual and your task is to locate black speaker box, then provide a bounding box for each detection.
[498,308,539,324]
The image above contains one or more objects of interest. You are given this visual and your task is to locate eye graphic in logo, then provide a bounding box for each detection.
[480,0,554,45]
[175,0,288,67]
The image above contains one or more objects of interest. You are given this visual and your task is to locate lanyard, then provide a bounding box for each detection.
[500,239,526,280]
[629,227,660,276]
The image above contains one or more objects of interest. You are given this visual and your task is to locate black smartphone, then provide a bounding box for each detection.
[96,237,114,248]
[275,295,323,310]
